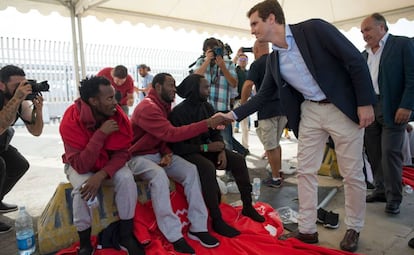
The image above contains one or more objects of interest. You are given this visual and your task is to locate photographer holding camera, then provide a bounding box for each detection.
[0,65,44,233]
[193,38,239,152]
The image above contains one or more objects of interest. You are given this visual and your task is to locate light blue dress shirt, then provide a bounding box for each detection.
[272,25,326,101]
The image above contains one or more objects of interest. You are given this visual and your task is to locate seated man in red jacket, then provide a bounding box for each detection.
[59,76,143,255]
[128,73,227,254]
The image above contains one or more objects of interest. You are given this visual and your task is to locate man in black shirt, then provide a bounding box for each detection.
[0,65,44,233]
[240,40,287,188]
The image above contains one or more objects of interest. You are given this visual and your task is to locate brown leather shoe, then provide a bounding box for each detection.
[280,230,319,244]
[340,229,359,252]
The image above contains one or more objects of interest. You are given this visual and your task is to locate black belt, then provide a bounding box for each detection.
[308,99,331,104]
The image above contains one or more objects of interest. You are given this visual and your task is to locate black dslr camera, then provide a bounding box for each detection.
[212,43,233,58]
[212,46,224,57]
[25,79,50,100]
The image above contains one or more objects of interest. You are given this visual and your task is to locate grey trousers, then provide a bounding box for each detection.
[128,154,208,243]
[64,164,138,231]
[364,101,406,205]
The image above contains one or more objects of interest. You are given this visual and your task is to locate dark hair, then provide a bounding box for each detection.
[138,64,148,69]
[371,13,388,32]
[79,76,111,102]
[152,73,172,88]
[247,0,285,25]
[113,65,128,79]
[0,65,26,83]
[202,37,219,52]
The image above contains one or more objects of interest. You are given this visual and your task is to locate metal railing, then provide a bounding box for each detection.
[1,36,199,120]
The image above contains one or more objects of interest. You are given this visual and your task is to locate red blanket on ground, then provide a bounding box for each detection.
[403,166,414,187]
[57,184,360,255]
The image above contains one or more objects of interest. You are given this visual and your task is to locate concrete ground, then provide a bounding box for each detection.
[1,123,414,255]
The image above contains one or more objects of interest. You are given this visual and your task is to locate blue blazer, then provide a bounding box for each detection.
[362,34,414,127]
[234,19,377,135]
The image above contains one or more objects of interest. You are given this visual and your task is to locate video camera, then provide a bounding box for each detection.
[25,79,50,100]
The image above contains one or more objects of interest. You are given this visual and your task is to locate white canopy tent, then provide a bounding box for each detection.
[3,0,414,33]
[1,0,414,84]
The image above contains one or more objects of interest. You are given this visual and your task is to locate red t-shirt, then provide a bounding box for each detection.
[97,67,134,106]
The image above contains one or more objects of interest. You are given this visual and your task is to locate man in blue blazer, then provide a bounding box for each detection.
[216,0,376,252]
[361,13,414,215]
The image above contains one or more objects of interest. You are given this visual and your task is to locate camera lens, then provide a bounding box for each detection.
[212,46,223,57]
[32,81,50,93]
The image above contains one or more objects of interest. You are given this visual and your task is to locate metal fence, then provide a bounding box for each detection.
[1,36,200,120]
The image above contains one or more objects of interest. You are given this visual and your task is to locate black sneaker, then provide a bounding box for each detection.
[0,222,12,234]
[262,177,282,188]
[316,208,339,229]
[188,231,219,248]
[316,208,327,224]
[0,202,18,213]
[172,237,195,254]
[323,211,339,229]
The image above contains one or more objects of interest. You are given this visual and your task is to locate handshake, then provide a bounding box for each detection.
[206,112,235,130]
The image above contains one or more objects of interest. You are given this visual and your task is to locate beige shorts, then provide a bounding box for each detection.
[256,116,288,150]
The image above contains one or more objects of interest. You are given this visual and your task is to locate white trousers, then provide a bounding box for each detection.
[297,101,366,234]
